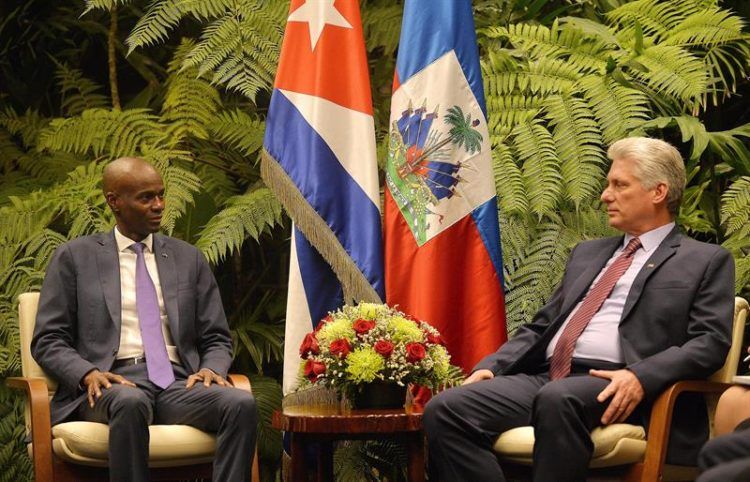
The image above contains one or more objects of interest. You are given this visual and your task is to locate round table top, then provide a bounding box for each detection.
[272,404,424,434]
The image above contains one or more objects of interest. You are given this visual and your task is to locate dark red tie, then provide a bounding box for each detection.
[549,237,642,380]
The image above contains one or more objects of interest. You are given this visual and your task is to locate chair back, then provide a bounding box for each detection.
[709,297,749,383]
[18,292,57,392]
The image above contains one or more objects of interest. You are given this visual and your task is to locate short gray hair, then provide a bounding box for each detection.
[607,137,686,216]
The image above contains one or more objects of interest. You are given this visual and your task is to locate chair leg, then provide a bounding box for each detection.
[252,449,260,482]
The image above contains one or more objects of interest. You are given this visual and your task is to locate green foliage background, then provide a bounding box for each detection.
[1,0,750,480]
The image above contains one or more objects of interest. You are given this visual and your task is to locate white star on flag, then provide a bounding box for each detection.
[287,0,352,50]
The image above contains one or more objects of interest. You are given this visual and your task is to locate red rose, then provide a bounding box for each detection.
[425,332,445,346]
[329,338,351,358]
[314,315,333,333]
[353,318,376,335]
[406,342,427,363]
[374,339,394,358]
[299,333,320,357]
[304,359,326,382]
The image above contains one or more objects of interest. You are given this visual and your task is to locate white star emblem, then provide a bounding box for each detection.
[287,0,353,50]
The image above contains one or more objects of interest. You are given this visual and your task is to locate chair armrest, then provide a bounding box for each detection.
[6,377,55,482]
[227,373,252,393]
[225,374,260,482]
[639,380,731,481]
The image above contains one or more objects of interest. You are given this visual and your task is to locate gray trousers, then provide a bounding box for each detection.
[424,360,635,482]
[697,425,750,482]
[77,362,257,482]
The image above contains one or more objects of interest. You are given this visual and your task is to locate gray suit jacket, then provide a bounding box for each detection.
[475,227,735,464]
[31,231,233,426]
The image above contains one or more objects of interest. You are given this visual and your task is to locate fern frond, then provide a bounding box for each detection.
[209,109,265,156]
[162,41,221,141]
[485,95,544,135]
[492,142,527,216]
[37,108,163,158]
[512,120,562,217]
[83,0,132,14]
[664,8,747,48]
[543,95,606,207]
[578,76,651,144]
[196,186,283,265]
[55,63,109,116]
[125,0,231,53]
[0,108,49,149]
[628,44,708,105]
[362,2,402,55]
[606,0,701,40]
[721,176,750,236]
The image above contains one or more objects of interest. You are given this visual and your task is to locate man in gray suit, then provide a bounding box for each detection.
[31,157,257,482]
[424,137,735,481]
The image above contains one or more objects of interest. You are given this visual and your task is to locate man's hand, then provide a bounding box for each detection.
[590,368,644,425]
[83,369,136,408]
[186,368,228,389]
[463,369,494,385]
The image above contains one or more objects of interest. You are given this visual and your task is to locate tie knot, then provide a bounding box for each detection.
[130,242,146,255]
[623,237,641,256]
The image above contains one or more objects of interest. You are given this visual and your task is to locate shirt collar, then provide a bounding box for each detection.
[623,222,675,254]
[114,226,154,253]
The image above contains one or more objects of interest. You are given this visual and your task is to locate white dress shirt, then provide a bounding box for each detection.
[114,227,180,363]
[545,222,676,363]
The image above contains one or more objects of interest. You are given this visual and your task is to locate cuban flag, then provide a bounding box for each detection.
[262,0,384,394]
[384,0,507,372]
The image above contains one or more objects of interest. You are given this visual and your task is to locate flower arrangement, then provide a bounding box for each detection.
[298,302,461,399]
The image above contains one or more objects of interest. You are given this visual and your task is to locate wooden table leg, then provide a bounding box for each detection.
[316,439,334,482]
[290,433,307,482]
[406,431,425,482]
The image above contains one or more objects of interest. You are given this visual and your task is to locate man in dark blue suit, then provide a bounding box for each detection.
[424,137,735,481]
[32,157,257,482]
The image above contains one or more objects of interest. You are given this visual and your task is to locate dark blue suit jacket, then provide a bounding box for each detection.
[474,227,735,464]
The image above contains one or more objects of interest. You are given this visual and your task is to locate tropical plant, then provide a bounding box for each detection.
[480,0,750,332]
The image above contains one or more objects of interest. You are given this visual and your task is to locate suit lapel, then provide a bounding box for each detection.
[558,237,622,317]
[96,232,121,330]
[154,234,180,338]
[619,227,681,324]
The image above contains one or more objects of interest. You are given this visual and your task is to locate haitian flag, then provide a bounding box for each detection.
[384,0,507,372]
[262,0,384,394]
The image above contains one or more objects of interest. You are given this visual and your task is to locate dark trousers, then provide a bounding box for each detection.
[77,362,257,482]
[423,359,636,482]
[697,425,750,482]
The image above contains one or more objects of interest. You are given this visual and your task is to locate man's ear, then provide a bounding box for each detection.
[105,192,119,213]
[652,183,668,204]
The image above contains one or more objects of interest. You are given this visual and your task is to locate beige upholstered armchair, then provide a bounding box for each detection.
[6,292,260,482]
[492,297,749,482]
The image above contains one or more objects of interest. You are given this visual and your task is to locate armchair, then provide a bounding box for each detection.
[492,297,749,481]
[6,292,260,482]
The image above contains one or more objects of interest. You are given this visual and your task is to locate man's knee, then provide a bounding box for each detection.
[109,386,152,422]
[424,387,468,435]
[220,389,257,425]
[533,380,577,413]
[699,434,735,470]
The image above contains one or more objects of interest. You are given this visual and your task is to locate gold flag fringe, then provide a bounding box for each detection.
[261,149,382,305]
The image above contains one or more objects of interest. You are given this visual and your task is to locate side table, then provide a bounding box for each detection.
[272,404,425,482]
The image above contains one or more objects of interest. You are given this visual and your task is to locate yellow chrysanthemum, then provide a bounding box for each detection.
[345,347,385,383]
[388,316,424,343]
[317,319,356,346]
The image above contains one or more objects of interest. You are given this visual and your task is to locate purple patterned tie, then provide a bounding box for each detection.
[549,237,642,380]
[131,242,175,389]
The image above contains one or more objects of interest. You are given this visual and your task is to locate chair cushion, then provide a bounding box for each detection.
[50,422,216,467]
[493,423,646,466]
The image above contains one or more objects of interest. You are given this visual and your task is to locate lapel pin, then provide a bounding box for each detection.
[646,263,654,268]
[162,253,168,258]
